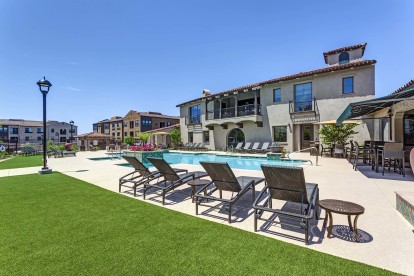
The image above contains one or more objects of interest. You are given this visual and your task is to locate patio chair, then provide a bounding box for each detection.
[179,143,189,150]
[119,156,183,197]
[351,141,372,171]
[195,161,265,223]
[245,142,260,153]
[256,142,270,154]
[237,142,251,153]
[377,143,405,177]
[145,157,208,205]
[254,165,319,245]
[320,144,332,157]
[344,140,354,161]
[333,144,344,158]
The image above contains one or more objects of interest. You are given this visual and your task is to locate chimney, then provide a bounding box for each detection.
[202,89,211,97]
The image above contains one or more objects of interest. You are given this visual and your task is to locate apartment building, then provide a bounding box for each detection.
[92,111,179,142]
[0,119,78,144]
[177,43,375,152]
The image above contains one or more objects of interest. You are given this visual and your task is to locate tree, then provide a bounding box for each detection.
[316,124,358,146]
[170,129,182,148]
[136,132,151,144]
[124,136,135,146]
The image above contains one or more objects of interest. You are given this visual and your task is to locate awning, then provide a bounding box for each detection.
[337,84,414,125]
[314,119,362,125]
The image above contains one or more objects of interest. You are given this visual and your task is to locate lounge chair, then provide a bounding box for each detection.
[63,150,76,157]
[351,141,372,171]
[21,146,37,156]
[237,142,251,153]
[377,142,405,176]
[256,142,270,153]
[195,161,265,223]
[48,147,63,158]
[233,142,243,152]
[253,165,319,244]
[145,157,208,205]
[179,143,190,150]
[119,156,187,197]
[245,142,260,153]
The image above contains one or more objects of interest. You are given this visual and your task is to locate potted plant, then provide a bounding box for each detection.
[269,142,284,153]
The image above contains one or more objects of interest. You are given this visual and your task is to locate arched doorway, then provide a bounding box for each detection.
[227,128,245,149]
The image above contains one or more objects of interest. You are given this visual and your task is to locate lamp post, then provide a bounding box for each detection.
[69,120,74,142]
[37,77,53,174]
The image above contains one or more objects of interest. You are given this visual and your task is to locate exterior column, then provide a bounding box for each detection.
[234,96,238,117]
[219,99,223,119]
[254,91,258,115]
[205,100,208,121]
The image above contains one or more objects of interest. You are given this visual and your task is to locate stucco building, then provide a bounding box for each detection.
[177,43,376,151]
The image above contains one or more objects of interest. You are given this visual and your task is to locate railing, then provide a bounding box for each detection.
[289,98,318,113]
[206,104,262,120]
[287,146,318,166]
[185,116,201,125]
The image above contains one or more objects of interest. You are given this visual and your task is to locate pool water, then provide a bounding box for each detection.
[116,152,308,171]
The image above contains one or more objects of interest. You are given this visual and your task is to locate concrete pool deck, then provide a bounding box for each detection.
[2,150,414,274]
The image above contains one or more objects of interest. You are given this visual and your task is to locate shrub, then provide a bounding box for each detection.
[316,124,358,146]
[170,129,181,148]
[124,136,135,146]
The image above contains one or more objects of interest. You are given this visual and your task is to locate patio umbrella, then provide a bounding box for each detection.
[151,132,171,135]
[313,120,363,125]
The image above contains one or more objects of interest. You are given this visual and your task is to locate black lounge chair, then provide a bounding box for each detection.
[21,146,37,156]
[48,146,63,158]
[119,156,184,197]
[145,157,208,205]
[254,165,319,244]
[196,161,265,223]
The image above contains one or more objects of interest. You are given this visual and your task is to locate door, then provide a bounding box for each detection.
[301,124,314,149]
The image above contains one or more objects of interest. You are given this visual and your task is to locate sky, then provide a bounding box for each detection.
[0,0,413,133]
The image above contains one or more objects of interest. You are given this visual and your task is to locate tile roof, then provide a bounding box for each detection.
[323,43,367,63]
[74,132,111,139]
[0,119,75,127]
[176,59,376,107]
[143,124,180,133]
[389,79,414,95]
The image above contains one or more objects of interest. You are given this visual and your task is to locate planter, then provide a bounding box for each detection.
[122,150,164,164]
[269,146,284,153]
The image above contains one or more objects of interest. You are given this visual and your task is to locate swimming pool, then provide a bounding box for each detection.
[117,152,309,171]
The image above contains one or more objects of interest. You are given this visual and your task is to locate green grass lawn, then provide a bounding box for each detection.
[0,155,43,170]
[0,173,394,275]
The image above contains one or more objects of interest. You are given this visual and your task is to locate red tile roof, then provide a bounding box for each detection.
[390,79,414,95]
[143,124,180,133]
[177,59,376,107]
[75,132,111,139]
[323,43,367,63]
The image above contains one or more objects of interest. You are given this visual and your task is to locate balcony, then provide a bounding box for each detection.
[289,98,320,123]
[185,116,201,125]
[205,104,263,128]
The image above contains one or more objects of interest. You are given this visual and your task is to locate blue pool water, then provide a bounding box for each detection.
[116,152,308,171]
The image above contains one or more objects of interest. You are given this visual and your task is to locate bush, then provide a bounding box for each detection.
[170,129,181,148]
[124,136,135,146]
[316,124,358,146]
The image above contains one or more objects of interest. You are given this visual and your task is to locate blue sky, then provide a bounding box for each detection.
[0,0,413,133]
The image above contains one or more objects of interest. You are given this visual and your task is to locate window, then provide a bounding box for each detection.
[129,121,134,128]
[124,132,127,137]
[37,136,42,141]
[273,88,281,102]
[154,122,158,127]
[112,123,115,129]
[124,122,127,127]
[189,105,201,124]
[117,132,120,137]
[116,123,120,128]
[203,131,210,143]
[51,128,55,133]
[60,137,66,143]
[339,52,350,64]
[135,120,140,126]
[273,126,287,142]
[60,129,67,135]
[104,124,110,133]
[404,115,414,146]
[342,77,354,94]
[159,122,165,128]
[188,132,193,143]
[25,136,30,142]
[142,120,152,126]
[37,127,43,133]
[25,128,33,133]
[167,121,172,127]
[112,133,115,137]
[294,82,312,112]
[10,128,18,134]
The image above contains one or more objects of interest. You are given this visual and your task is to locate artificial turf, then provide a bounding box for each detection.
[0,155,43,170]
[0,173,394,275]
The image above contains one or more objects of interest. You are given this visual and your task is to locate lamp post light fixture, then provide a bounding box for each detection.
[37,77,53,175]
[69,120,74,142]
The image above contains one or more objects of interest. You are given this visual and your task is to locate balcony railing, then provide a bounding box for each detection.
[206,104,262,120]
[289,98,318,113]
[185,116,201,125]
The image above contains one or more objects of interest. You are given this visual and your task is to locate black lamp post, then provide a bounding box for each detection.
[69,120,74,142]
[37,77,53,174]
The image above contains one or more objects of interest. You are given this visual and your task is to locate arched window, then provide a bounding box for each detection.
[227,128,245,149]
[339,52,350,64]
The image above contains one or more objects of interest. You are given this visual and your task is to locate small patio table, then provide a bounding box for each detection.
[319,199,365,242]
[187,179,210,203]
